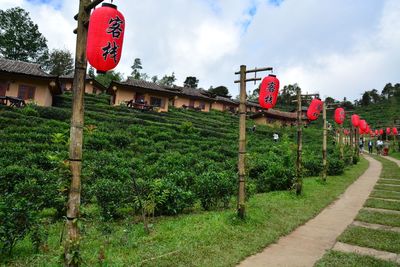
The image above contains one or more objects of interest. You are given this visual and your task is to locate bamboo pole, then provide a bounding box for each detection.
[322,102,327,182]
[65,0,91,265]
[237,65,246,219]
[350,125,354,163]
[295,87,303,195]
[339,124,344,160]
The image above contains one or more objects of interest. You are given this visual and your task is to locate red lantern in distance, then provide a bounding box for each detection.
[306,98,323,121]
[379,129,384,135]
[359,120,367,132]
[393,128,398,135]
[334,107,345,124]
[87,3,125,73]
[259,74,280,109]
[375,129,379,136]
[386,127,391,135]
[351,114,360,128]
[359,128,364,135]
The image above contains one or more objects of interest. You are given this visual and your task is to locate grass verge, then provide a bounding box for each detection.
[391,151,400,160]
[379,179,400,185]
[372,156,400,179]
[2,159,369,266]
[370,190,400,200]
[315,250,400,267]
[374,184,400,192]
[364,199,400,211]
[338,226,400,254]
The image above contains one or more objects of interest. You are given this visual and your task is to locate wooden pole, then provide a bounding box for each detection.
[350,125,354,163]
[339,124,344,160]
[322,102,327,182]
[295,87,303,195]
[237,65,246,219]
[65,0,91,265]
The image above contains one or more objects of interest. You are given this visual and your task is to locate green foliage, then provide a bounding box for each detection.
[43,48,74,76]
[183,76,199,88]
[327,151,345,175]
[0,7,48,62]
[94,179,127,221]
[208,86,230,97]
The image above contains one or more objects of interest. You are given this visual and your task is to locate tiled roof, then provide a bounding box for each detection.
[247,101,261,108]
[60,73,91,80]
[251,109,307,120]
[215,95,238,105]
[169,85,214,101]
[115,79,175,94]
[0,58,55,78]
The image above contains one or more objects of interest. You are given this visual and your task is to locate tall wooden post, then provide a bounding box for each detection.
[339,124,344,160]
[350,125,354,163]
[355,127,359,157]
[237,65,247,219]
[295,87,303,195]
[322,102,327,182]
[65,0,91,265]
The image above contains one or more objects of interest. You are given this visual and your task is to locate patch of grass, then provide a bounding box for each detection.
[391,151,400,160]
[2,159,369,266]
[338,226,400,254]
[379,179,400,185]
[315,250,400,267]
[372,156,400,179]
[374,184,400,192]
[364,199,400,211]
[370,190,400,200]
[356,209,400,228]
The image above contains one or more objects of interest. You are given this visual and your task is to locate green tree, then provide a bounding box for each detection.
[369,89,380,103]
[88,66,95,78]
[208,86,230,97]
[381,83,394,99]
[158,72,176,87]
[0,7,48,63]
[95,71,123,88]
[43,49,73,76]
[324,97,335,105]
[183,76,199,88]
[131,58,143,80]
[361,91,371,106]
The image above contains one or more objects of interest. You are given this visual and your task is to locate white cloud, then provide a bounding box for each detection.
[2,0,400,101]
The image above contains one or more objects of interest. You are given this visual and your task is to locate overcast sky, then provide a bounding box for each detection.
[2,0,400,100]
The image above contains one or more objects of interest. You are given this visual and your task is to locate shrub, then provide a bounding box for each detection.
[94,179,127,221]
[327,156,345,175]
[194,169,235,210]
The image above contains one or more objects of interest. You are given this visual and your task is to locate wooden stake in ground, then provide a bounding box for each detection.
[295,87,303,195]
[350,125,354,163]
[234,65,272,219]
[65,0,104,265]
[322,102,327,182]
[237,65,247,219]
[339,124,344,160]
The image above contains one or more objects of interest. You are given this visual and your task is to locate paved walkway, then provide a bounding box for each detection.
[238,155,381,267]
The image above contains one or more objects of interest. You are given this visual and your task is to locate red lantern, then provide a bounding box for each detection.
[359,128,364,135]
[334,107,345,124]
[306,98,323,121]
[87,3,125,73]
[351,114,360,128]
[386,127,391,135]
[359,120,367,132]
[259,74,280,109]
[393,128,398,135]
[379,129,384,135]
[375,129,379,136]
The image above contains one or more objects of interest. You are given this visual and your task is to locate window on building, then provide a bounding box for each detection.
[18,85,36,100]
[150,97,163,108]
[199,101,206,110]
[189,99,195,108]
[135,93,145,103]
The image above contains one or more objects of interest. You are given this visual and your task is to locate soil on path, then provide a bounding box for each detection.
[237,155,381,267]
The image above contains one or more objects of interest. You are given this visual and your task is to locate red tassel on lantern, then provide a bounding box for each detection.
[306,98,323,121]
[334,107,345,124]
[87,3,125,73]
[351,114,360,128]
[259,74,280,109]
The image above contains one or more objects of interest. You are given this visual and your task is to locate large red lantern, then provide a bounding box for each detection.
[379,129,384,135]
[359,128,364,135]
[393,128,398,135]
[306,98,323,121]
[351,114,360,128]
[334,107,345,124]
[386,127,391,135]
[359,120,367,132]
[87,3,125,73]
[259,74,280,109]
[375,129,379,136]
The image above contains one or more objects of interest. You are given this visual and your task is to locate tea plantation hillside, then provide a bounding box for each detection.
[0,93,348,255]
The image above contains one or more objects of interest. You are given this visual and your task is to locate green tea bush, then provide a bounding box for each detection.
[93,179,127,221]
